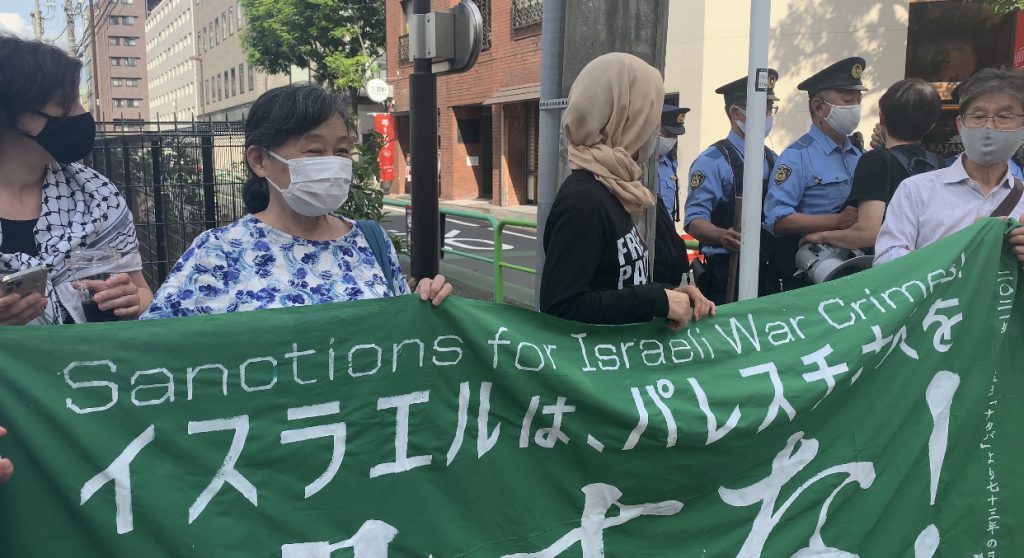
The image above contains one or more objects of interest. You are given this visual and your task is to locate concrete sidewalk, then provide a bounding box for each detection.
[386,194,538,223]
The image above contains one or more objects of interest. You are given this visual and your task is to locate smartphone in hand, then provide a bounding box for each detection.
[1,265,48,298]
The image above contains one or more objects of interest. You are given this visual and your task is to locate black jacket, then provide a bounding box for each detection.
[540,170,683,325]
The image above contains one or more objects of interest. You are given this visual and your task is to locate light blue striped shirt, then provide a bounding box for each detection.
[875,154,1024,265]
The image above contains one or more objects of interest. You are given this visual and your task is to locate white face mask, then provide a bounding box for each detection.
[820,100,861,137]
[266,150,353,217]
[657,136,677,157]
[735,108,774,136]
[959,125,1024,167]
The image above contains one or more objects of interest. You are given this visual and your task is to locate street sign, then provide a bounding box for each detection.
[366,79,391,103]
[409,0,483,75]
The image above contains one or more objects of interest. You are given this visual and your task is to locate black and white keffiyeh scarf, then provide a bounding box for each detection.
[0,162,142,324]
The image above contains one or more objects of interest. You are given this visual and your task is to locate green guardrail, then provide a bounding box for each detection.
[383,198,700,303]
[383,198,537,303]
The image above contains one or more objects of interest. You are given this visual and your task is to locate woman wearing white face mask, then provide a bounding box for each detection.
[141,85,451,319]
[540,53,714,329]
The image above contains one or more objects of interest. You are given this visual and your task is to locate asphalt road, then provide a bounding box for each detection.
[380,207,539,308]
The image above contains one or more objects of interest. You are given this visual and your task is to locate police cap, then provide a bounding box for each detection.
[715,69,780,106]
[797,57,868,97]
[661,105,691,135]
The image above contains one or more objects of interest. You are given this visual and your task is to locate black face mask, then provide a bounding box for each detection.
[22,111,96,164]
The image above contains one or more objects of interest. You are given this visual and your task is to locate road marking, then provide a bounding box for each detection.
[444,229,513,251]
[503,230,536,240]
[447,218,482,228]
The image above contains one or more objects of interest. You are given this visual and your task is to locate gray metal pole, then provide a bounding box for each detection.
[532,0,565,310]
[738,0,771,300]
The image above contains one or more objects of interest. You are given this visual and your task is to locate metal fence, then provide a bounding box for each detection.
[84,120,249,290]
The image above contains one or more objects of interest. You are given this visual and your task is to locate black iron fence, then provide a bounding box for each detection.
[84,120,248,290]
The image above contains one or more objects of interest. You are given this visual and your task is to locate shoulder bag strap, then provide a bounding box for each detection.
[990,178,1024,218]
[356,220,395,296]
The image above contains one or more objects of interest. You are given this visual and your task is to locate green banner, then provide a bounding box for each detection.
[0,219,1021,557]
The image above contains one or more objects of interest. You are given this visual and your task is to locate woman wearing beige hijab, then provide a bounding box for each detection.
[540,53,714,328]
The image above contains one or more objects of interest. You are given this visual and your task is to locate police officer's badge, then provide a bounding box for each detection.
[690,170,705,190]
[774,164,792,185]
[676,113,686,125]
[851,63,863,79]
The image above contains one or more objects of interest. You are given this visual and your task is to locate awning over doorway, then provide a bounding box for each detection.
[482,83,541,106]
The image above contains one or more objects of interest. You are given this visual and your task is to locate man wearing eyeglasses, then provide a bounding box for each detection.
[763,58,867,291]
[875,68,1024,265]
[684,69,781,304]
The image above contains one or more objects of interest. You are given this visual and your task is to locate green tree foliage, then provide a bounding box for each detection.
[240,0,384,91]
[986,0,1024,14]
[340,131,407,253]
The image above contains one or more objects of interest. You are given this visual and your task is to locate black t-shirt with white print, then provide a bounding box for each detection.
[540,170,670,325]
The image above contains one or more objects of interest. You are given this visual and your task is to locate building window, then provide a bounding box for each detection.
[221,12,228,39]
[109,37,120,46]
[228,7,234,34]
[110,57,120,66]
[248,65,254,91]
[238,64,244,93]
[236,1,243,28]
[111,78,124,87]
[125,57,139,67]
[206,79,211,104]
[112,98,140,108]
[124,37,137,46]
[123,16,136,25]
[230,68,236,96]
[108,15,119,25]
[477,0,491,50]
[398,35,411,65]
[512,0,543,30]
[214,18,220,44]
[217,75,222,101]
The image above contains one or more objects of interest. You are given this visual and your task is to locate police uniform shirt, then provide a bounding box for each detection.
[763,125,863,235]
[685,131,776,256]
[658,154,680,218]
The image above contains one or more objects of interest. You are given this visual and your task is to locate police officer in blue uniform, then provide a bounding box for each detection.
[763,57,867,291]
[658,105,690,221]
[684,70,781,304]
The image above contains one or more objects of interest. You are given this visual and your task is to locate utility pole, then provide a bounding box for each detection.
[88,0,102,121]
[65,0,78,56]
[534,1,670,299]
[31,0,45,41]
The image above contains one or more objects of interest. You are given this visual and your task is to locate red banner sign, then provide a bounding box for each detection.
[1015,11,1024,70]
[374,113,395,181]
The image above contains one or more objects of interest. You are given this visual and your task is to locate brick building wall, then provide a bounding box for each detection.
[385,0,542,206]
